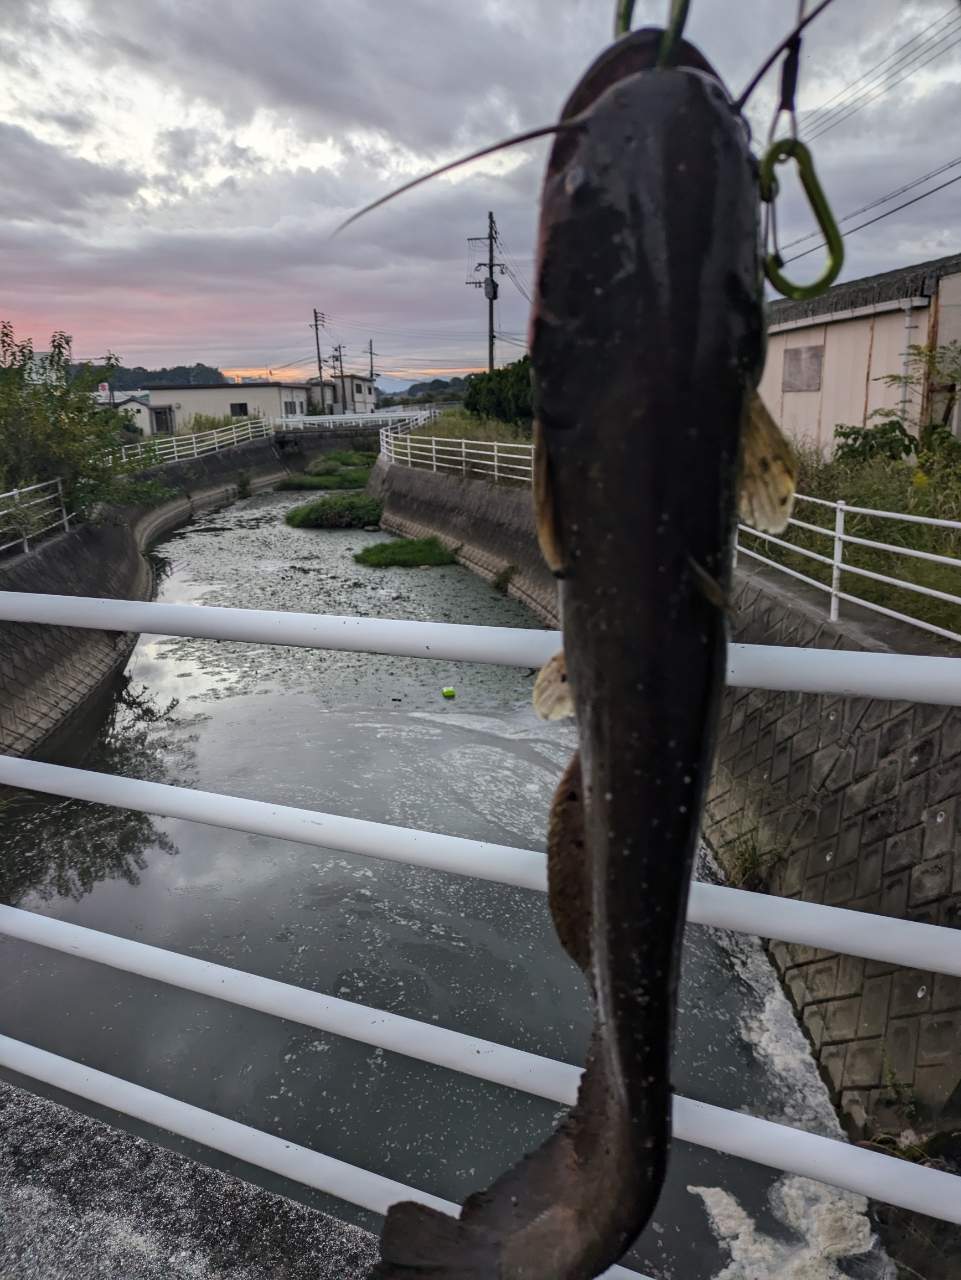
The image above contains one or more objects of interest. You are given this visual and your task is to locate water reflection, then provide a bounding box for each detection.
[0,680,178,905]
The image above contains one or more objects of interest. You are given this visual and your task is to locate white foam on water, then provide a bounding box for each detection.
[688,1177,895,1280]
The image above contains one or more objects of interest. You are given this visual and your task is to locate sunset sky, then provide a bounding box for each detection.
[2,0,960,390]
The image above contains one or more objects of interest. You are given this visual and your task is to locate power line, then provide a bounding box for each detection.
[781,152,961,251]
[783,168,961,264]
[801,5,958,129]
[802,15,961,140]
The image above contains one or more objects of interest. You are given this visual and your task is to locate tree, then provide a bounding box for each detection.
[866,341,961,459]
[463,355,532,428]
[0,322,168,515]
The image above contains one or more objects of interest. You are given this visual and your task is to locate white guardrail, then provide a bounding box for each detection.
[0,593,960,1236]
[377,430,961,646]
[0,478,73,555]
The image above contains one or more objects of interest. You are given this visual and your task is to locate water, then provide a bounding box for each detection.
[0,492,892,1279]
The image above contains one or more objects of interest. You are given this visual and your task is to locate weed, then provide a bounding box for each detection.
[354,536,455,568]
[236,469,251,499]
[420,407,532,444]
[275,468,371,491]
[285,496,383,529]
[718,819,786,891]
[492,564,518,593]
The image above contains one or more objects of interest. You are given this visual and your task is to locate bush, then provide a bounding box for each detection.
[285,495,383,528]
[0,321,169,516]
[354,536,455,567]
[275,468,371,491]
[236,469,251,499]
[463,355,532,431]
[306,450,376,476]
[834,420,915,463]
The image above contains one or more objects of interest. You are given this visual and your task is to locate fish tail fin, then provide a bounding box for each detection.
[373,1202,499,1280]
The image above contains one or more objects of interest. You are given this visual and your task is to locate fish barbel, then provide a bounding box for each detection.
[375,27,766,1280]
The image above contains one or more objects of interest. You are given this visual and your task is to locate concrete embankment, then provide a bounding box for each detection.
[370,456,961,1139]
[0,426,374,760]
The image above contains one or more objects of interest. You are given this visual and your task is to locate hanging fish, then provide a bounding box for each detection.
[371,21,804,1280]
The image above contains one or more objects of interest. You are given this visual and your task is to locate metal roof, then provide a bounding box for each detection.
[766,250,961,328]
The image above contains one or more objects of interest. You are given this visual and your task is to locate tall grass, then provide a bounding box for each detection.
[738,447,961,637]
[418,408,532,444]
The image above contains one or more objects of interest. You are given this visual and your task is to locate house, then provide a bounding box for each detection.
[307,374,377,415]
[759,251,961,453]
[137,381,314,434]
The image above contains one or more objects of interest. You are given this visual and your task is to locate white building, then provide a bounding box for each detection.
[759,251,961,454]
[137,381,313,434]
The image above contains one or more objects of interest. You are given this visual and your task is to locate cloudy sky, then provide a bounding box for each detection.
[2,0,960,388]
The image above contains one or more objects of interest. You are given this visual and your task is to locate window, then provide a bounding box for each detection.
[283,401,296,415]
[782,346,823,393]
[299,401,305,414]
[230,402,248,417]
[153,408,174,434]
[355,382,363,395]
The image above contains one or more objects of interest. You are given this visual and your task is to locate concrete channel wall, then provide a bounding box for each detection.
[371,458,961,1138]
[0,425,377,760]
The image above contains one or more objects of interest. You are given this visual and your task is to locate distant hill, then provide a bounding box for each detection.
[104,363,228,391]
[378,375,473,406]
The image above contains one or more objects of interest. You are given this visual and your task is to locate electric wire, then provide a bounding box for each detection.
[783,168,961,264]
[802,21,961,141]
[780,153,961,251]
[799,3,958,127]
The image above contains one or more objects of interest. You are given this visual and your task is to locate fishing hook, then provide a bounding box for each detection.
[613,0,691,66]
[759,137,844,300]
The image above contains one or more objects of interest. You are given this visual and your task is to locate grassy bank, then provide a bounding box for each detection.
[415,408,531,444]
[738,448,961,637]
[275,449,376,492]
[285,495,382,529]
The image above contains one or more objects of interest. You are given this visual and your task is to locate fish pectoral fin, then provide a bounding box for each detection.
[533,651,575,721]
[688,557,734,616]
[738,391,798,535]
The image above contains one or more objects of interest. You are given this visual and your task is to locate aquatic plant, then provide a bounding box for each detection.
[354,536,455,568]
[285,495,383,528]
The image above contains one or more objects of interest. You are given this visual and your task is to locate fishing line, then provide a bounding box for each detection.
[735,0,839,112]
[331,122,585,237]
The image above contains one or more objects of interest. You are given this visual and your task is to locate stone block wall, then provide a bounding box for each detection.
[705,566,961,1136]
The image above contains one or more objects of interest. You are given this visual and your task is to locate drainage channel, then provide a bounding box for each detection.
[0,490,893,1279]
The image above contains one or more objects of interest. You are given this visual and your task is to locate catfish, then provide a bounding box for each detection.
[375,26,780,1280]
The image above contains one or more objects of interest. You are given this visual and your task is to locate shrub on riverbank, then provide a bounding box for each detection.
[418,407,530,444]
[737,444,961,636]
[285,495,383,528]
[354,536,455,567]
[0,322,168,514]
[276,450,377,491]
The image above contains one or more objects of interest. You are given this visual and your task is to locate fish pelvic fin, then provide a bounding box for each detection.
[547,751,592,973]
[533,651,575,721]
[738,391,797,535]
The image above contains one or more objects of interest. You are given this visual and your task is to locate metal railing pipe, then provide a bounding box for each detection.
[3,757,961,978]
[0,756,548,891]
[1,1028,958,1225]
[3,904,960,1224]
[2,592,961,705]
[0,903,578,1103]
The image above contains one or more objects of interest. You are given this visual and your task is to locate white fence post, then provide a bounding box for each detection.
[493,441,499,483]
[57,479,69,533]
[831,500,845,623]
[461,439,466,475]
[431,438,437,472]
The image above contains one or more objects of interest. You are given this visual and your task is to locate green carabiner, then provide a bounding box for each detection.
[759,137,844,301]
[614,0,689,65]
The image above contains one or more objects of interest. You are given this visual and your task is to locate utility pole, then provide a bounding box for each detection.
[467,211,504,374]
[311,309,327,411]
[332,344,347,413]
[368,339,376,380]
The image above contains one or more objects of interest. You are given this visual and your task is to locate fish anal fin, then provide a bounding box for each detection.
[547,751,591,972]
[533,650,574,721]
[739,392,797,535]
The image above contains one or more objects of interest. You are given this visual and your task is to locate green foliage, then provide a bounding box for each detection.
[104,363,227,390]
[236,469,251,499]
[275,469,371,492]
[0,322,169,515]
[834,419,916,463]
[463,356,532,430]
[306,450,377,474]
[354,536,455,568]
[739,443,961,636]
[184,412,255,434]
[419,406,530,444]
[285,495,383,528]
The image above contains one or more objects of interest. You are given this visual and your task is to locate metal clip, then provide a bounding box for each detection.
[759,138,844,301]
